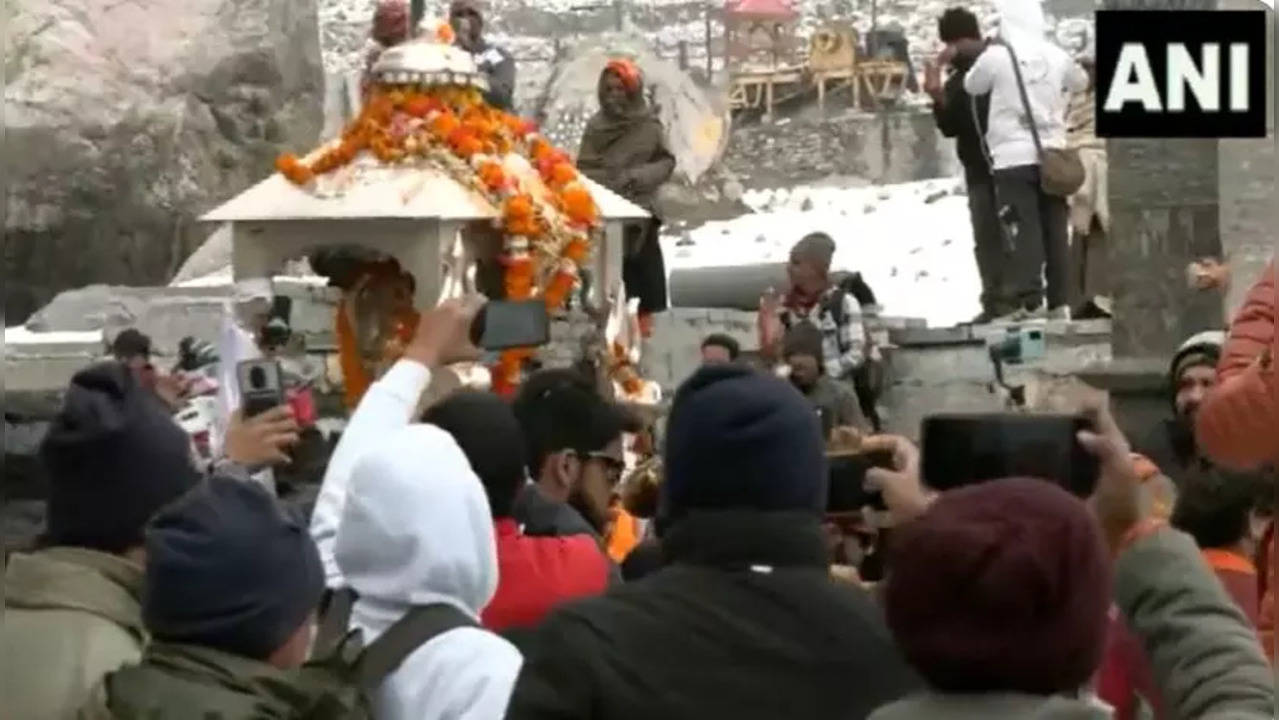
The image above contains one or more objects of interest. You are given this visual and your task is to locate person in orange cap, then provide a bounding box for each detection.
[577,58,675,338]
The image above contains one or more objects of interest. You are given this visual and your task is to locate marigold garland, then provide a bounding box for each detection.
[276,24,633,399]
[334,263,420,411]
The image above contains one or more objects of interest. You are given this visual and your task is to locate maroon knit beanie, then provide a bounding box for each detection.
[885,478,1111,695]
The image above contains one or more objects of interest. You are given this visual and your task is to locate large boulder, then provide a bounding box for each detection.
[4,0,324,323]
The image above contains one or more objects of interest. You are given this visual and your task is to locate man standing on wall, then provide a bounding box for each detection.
[963,0,1088,321]
[450,1,516,112]
[1064,34,1111,319]
[924,8,1004,324]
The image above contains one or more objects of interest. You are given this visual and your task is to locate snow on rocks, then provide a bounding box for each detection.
[662,177,982,328]
[317,0,1093,93]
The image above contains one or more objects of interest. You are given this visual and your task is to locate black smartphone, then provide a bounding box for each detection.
[469,300,551,351]
[237,359,285,418]
[828,448,896,512]
[921,413,1098,498]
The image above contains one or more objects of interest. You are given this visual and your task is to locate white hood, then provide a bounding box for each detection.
[993,0,1049,55]
[335,423,498,615]
[334,423,521,720]
[964,0,1088,169]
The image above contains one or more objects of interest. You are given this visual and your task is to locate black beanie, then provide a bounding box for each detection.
[144,476,324,660]
[39,362,202,554]
[424,390,528,518]
[662,364,827,518]
[782,323,824,362]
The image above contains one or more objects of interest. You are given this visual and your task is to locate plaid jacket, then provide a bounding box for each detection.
[780,288,866,381]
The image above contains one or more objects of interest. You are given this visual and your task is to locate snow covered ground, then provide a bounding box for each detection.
[662,177,982,327]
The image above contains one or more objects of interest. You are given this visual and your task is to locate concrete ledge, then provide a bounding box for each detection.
[892,319,1113,347]
[1075,356,1168,394]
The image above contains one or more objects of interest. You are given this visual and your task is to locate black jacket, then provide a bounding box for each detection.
[505,510,921,720]
[1136,418,1212,488]
[932,50,991,184]
[512,482,599,539]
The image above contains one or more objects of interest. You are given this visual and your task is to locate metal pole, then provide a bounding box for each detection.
[615,0,624,30]
[704,3,714,77]
[868,0,878,56]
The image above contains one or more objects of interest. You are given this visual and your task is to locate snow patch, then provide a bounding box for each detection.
[663,178,981,328]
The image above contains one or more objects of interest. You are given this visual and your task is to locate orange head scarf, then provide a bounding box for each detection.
[605,58,643,94]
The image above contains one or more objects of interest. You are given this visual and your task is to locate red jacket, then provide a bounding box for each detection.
[1196,259,1276,469]
[481,519,611,632]
[1195,259,1276,659]
[1097,610,1163,720]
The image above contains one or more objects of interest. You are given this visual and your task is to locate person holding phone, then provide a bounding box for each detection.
[311,297,484,587]
[507,364,920,720]
[924,8,1003,324]
[864,400,1274,720]
[962,0,1089,322]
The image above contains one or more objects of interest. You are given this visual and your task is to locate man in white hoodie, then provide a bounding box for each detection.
[964,0,1088,321]
[335,424,522,720]
[319,298,523,720]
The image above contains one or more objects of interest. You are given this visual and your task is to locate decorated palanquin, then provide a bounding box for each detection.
[202,23,656,409]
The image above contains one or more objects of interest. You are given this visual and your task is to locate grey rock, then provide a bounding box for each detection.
[721,179,745,202]
[5,0,324,323]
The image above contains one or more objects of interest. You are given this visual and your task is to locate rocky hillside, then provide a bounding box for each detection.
[4,0,325,323]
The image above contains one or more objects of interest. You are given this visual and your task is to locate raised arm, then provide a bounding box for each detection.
[311,359,433,586]
[1195,260,1276,470]
[1115,526,1274,719]
[311,298,482,587]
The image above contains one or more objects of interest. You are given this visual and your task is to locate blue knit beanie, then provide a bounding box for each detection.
[40,362,202,554]
[143,476,324,660]
[661,364,828,519]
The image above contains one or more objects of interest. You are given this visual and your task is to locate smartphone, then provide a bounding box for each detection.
[469,300,551,351]
[921,413,1098,498]
[828,448,896,512]
[237,359,285,418]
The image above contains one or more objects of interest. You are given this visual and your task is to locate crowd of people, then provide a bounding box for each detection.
[3,247,1274,719]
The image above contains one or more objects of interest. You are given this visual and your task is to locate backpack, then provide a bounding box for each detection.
[300,590,479,719]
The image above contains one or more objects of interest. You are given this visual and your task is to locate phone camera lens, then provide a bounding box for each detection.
[249,366,266,390]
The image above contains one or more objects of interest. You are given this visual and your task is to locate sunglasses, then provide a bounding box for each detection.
[579,451,626,482]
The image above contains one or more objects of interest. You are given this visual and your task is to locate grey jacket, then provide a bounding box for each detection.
[870,527,1274,720]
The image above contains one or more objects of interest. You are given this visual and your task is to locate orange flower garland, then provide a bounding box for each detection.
[275,24,611,398]
[335,263,420,410]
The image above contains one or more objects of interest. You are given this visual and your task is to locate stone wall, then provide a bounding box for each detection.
[1217,0,1275,317]
[720,110,958,189]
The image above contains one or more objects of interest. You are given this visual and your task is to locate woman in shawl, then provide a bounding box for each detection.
[577,59,676,336]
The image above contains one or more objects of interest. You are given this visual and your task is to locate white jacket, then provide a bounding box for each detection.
[334,422,522,720]
[311,360,433,586]
[964,0,1088,170]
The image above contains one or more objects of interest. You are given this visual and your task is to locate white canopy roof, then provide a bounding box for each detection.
[202,162,649,223]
